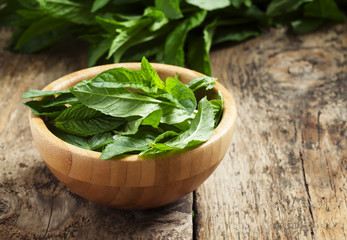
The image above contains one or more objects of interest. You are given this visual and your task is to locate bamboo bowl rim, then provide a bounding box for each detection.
[29,62,237,163]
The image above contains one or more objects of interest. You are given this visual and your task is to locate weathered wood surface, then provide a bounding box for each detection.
[0,22,346,240]
[0,28,193,239]
[195,24,347,239]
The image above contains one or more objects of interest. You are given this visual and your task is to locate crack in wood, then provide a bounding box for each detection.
[192,191,198,240]
[43,185,56,237]
[299,130,315,240]
[317,111,321,150]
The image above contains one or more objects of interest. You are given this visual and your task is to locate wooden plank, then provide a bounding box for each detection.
[194,24,347,239]
[0,28,193,240]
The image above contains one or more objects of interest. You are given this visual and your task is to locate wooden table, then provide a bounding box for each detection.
[0,23,346,239]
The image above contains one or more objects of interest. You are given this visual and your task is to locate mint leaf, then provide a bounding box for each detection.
[101,129,156,159]
[266,0,313,17]
[164,10,207,66]
[304,0,345,22]
[144,97,214,155]
[291,18,325,34]
[83,57,164,94]
[185,0,231,11]
[144,7,169,31]
[209,90,223,127]
[160,105,195,125]
[141,57,166,91]
[115,116,144,135]
[187,76,216,92]
[24,100,66,117]
[141,109,162,128]
[107,18,152,59]
[36,0,95,25]
[88,132,114,150]
[154,130,179,143]
[49,124,91,150]
[91,0,111,13]
[154,0,183,19]
[187,18,217,76]
[22,89,70,99]
[165,76,196,114]
[54,104,125,137]
[14,16,71,51]
[70,84,164,118]
[41,93,79,107]
[140,143,180,156]
[164,97,214,149]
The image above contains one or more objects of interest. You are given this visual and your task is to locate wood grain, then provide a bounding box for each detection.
[194,24,347,239]
[0,28,193,239]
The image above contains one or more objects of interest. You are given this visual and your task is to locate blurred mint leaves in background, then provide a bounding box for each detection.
[0,0,346,76]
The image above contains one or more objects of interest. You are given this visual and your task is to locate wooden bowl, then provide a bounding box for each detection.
[29,63,237,209]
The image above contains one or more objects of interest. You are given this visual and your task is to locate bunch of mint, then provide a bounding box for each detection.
[1,0,346,75]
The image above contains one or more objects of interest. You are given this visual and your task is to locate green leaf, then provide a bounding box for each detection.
[0,1,33,27]
[160,105,195,125]
[24,100,66,117]
[85,37,113,67]
[101,129,156,159]
[115,116,143,135]
[111,0,142,6]
[41,93,79,107]
[91,0,110,13]
[165,76,196,114]
[212,25,260,45]
[141,57,166,91]
[54,104,125,137]
[142,97,214,156]
[81,57,165,93]
[11,27,70,53]
[164,97,214,149]
[107,18,152,59]
[49,124,91,150]
[140,143,180,156]
[119,37,165,62]
[154,130,179,143]
[266,0,313,17]
[111,25,171,63]
[291,18,325,34]
[187,19,217,75]
[144,7,169,31]
[88,132,114,150]
[70,84,164,118]
[85,68,152,92]
[36,0,95,25]
[209,90,223,127]
[164,10,207,66]
[230,0,251,8]
[173,119,192,131]
[14,16,70,50]
[154,0,183,19]
[141,109,162,128]
[185,0,231,11]
[95,16,124,34]
[303,0,345,22]
[187,76,216,92]
[22,89,70,99]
